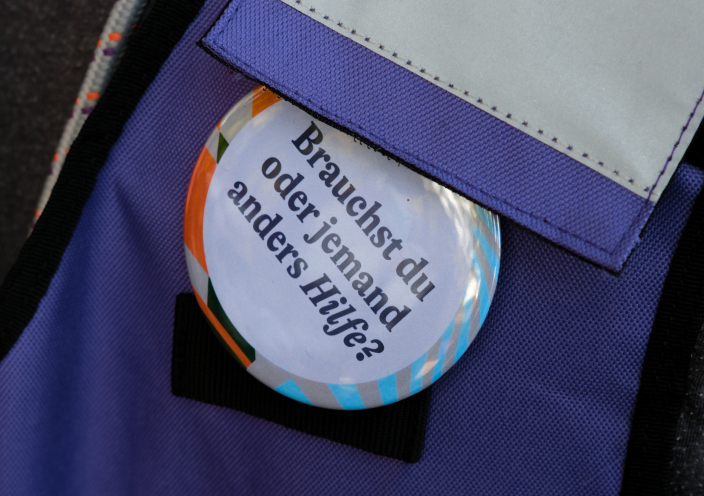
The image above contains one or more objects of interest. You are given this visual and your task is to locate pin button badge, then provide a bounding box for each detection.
[184,87,501,409]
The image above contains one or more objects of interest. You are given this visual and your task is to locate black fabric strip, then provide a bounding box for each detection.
[684,121,704,171]
[0,0,206,362]
[171,293,431,463]
[621,187,704,494]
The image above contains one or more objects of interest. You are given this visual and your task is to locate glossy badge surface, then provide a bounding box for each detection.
[184,87,501,409]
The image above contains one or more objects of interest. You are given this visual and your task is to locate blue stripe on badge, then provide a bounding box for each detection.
[274,380,313,405]
[454,296,475,363]
[410,353,428,396]
[477,207,501,241]
[328,383,366,410]
[377,374,398,405]
[474,225,500,278]
[474,258,491,325]
[432,318,456,383]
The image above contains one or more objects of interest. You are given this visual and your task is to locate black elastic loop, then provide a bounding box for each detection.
[171,293,431,463]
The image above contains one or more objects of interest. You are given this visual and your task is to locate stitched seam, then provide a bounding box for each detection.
[612,195,653,264]
[646,87,704,203]
[286,0,704,255]
[290,0,659,192]
[314,97,637,256]
[207,36,639,259]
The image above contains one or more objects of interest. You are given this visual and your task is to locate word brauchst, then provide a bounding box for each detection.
[223,120,436,361]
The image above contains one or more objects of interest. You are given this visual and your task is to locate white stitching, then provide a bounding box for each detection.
[289,0,656,193]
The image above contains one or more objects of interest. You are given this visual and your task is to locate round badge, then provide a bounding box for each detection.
[184,86,501,409]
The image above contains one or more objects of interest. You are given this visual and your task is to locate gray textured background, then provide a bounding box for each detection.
[0,0,115,283]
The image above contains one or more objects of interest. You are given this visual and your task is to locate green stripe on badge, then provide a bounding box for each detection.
[204,319,247,368]
[216,133,229,163]
[207,279,256,363]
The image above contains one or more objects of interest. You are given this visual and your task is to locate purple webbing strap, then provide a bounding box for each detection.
[202,0,655,271]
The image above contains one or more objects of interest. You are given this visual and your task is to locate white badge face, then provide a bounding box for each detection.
[188,90,500,409]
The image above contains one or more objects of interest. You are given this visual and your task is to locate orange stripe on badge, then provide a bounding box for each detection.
[252,86,282,118]
[194,290,252,368]
[183,147,216,274]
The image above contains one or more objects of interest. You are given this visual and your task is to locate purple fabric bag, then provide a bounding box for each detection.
[0,0,703,494]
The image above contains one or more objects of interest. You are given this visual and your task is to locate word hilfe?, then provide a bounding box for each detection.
[300,273,385,361]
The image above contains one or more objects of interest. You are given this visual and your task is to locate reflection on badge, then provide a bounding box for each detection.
[184,86,501,410]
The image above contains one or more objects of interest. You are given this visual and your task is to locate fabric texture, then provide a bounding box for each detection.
[33,0,149,226]
[0,0,703,493]
[201,0,655,272]
[671,322,704,494]
[172,293,431,463]
[0,0,205,361]
[622,174,704,494]
[0,0,116,282]
[668,116,704,496]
